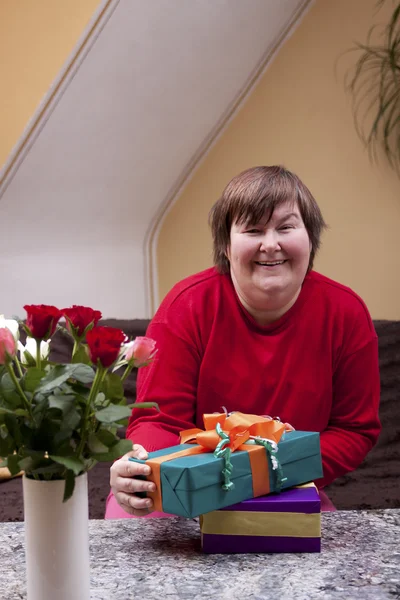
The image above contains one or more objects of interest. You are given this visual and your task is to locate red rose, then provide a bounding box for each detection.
[23,305,62,339]
[86,326,126,368]
[62,305,102,337]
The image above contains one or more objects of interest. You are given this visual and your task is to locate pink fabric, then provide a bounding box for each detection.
[319,489,337,512]
[104,488,336,519]
[105,491,173,519]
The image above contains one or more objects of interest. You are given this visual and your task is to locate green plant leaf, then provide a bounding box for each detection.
[88,432,109,454]
[101,373,124,400]
[73,365,95,384]
[0,373,21,408]
[95,429,119,447]
[63,470,75,502]
[92,438,133,461]
[37,364,94,393]
[48,455,85,475]
[0,407,16,415]
[14,409,30,417]
[94,392,106,407]
[6,453,22,476]
[133,402,160,412]
[94,405,133,423]
[71,345,90,365]
[18,456,35,472]
[48,394,75,411]
[24,368,46,392]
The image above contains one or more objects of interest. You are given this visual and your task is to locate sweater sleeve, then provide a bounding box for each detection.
[125,318,201,452]
[316,337,381,488]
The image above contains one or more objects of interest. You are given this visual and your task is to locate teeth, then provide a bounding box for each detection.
[257,260,285,266]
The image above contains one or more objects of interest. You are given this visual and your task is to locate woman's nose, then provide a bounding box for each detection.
[259,231,281,252]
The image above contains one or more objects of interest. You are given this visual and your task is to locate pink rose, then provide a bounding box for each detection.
[0,327,16,364]
[125,336,156,366]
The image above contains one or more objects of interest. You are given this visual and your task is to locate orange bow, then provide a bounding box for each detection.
[180,412,286,451]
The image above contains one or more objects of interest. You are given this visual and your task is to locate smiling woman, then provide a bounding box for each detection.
[106,165,381,519]
[221,167,320,324]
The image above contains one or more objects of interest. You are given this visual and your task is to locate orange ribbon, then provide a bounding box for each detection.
[146,413,286,512]
[180,412,285,450]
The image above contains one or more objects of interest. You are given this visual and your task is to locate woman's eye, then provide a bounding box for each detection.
[245,228,261,234]
[280,225,294,231]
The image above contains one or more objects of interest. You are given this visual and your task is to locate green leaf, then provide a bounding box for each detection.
[71,345,90,365]
[24,368,46,392]
[0,406,16,415]
[7,453,22,476]
[72,365,95,384]
[37,364,94,394]
[88,432,109,454]
[133,402,160,412]
[92,438,133,461]
[0,373,21,407]
[63,470,76,502]
[18,456,35,472]
[48,394,75,412]
[95,429,119,447]
[95,405,133,423]
[94,392,106,407]
[4,414,22,447]
[0,431,15,457]
[48,455,85,476]
[62,407,81,431]
[14,409,30,417]
[101,373,124,400]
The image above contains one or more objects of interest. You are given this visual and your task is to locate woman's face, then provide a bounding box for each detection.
[227,201,311,316]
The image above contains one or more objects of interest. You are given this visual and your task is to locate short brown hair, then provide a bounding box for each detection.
[209,165,327,273]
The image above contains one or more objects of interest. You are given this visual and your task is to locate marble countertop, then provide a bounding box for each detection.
[1,509,399,599]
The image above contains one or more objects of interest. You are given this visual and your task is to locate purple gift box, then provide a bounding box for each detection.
[200,483,321,553]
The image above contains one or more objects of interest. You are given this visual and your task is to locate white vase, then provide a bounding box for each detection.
[23,473,90,600]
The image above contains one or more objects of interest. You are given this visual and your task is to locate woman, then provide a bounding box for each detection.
[107,165,381,518]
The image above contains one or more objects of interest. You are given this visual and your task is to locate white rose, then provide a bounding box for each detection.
[18,337,50,365]
[0,315,19,341]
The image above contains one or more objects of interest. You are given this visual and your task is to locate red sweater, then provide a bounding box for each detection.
[127,268,381,488]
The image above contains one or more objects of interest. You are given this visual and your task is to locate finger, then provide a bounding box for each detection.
[132,444,148,460]
[117,444,149,461]
[115,476,156,495]
[117,491,153,512]
[284,422,295,431]
[111,460,151,479]
[119,502,152,518]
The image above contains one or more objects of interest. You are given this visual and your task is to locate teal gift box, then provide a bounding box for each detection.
[129,430,323,519]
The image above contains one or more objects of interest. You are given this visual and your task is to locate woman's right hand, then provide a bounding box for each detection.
[110,444,156,516]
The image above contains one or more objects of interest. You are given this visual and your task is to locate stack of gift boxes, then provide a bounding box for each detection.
[130,412,323,553]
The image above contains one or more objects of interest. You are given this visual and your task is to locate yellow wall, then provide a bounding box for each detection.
[0,0,101,168]
[157,0,400,320]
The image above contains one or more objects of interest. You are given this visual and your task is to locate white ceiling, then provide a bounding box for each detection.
[0,0,311,318]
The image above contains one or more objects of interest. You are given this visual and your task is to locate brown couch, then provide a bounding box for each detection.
[0,319,398,520]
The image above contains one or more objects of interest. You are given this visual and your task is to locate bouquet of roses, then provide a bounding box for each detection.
[0,304,157,499]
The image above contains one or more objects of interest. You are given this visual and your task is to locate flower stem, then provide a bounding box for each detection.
[14,355,24,378]
[6,363,33,419]
[76,365,106,459]
[72,340,79,358]
[36,340,41,370]
[120,362,134,383]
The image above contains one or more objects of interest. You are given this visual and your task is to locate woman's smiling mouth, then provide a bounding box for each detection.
[254,260,287,267]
